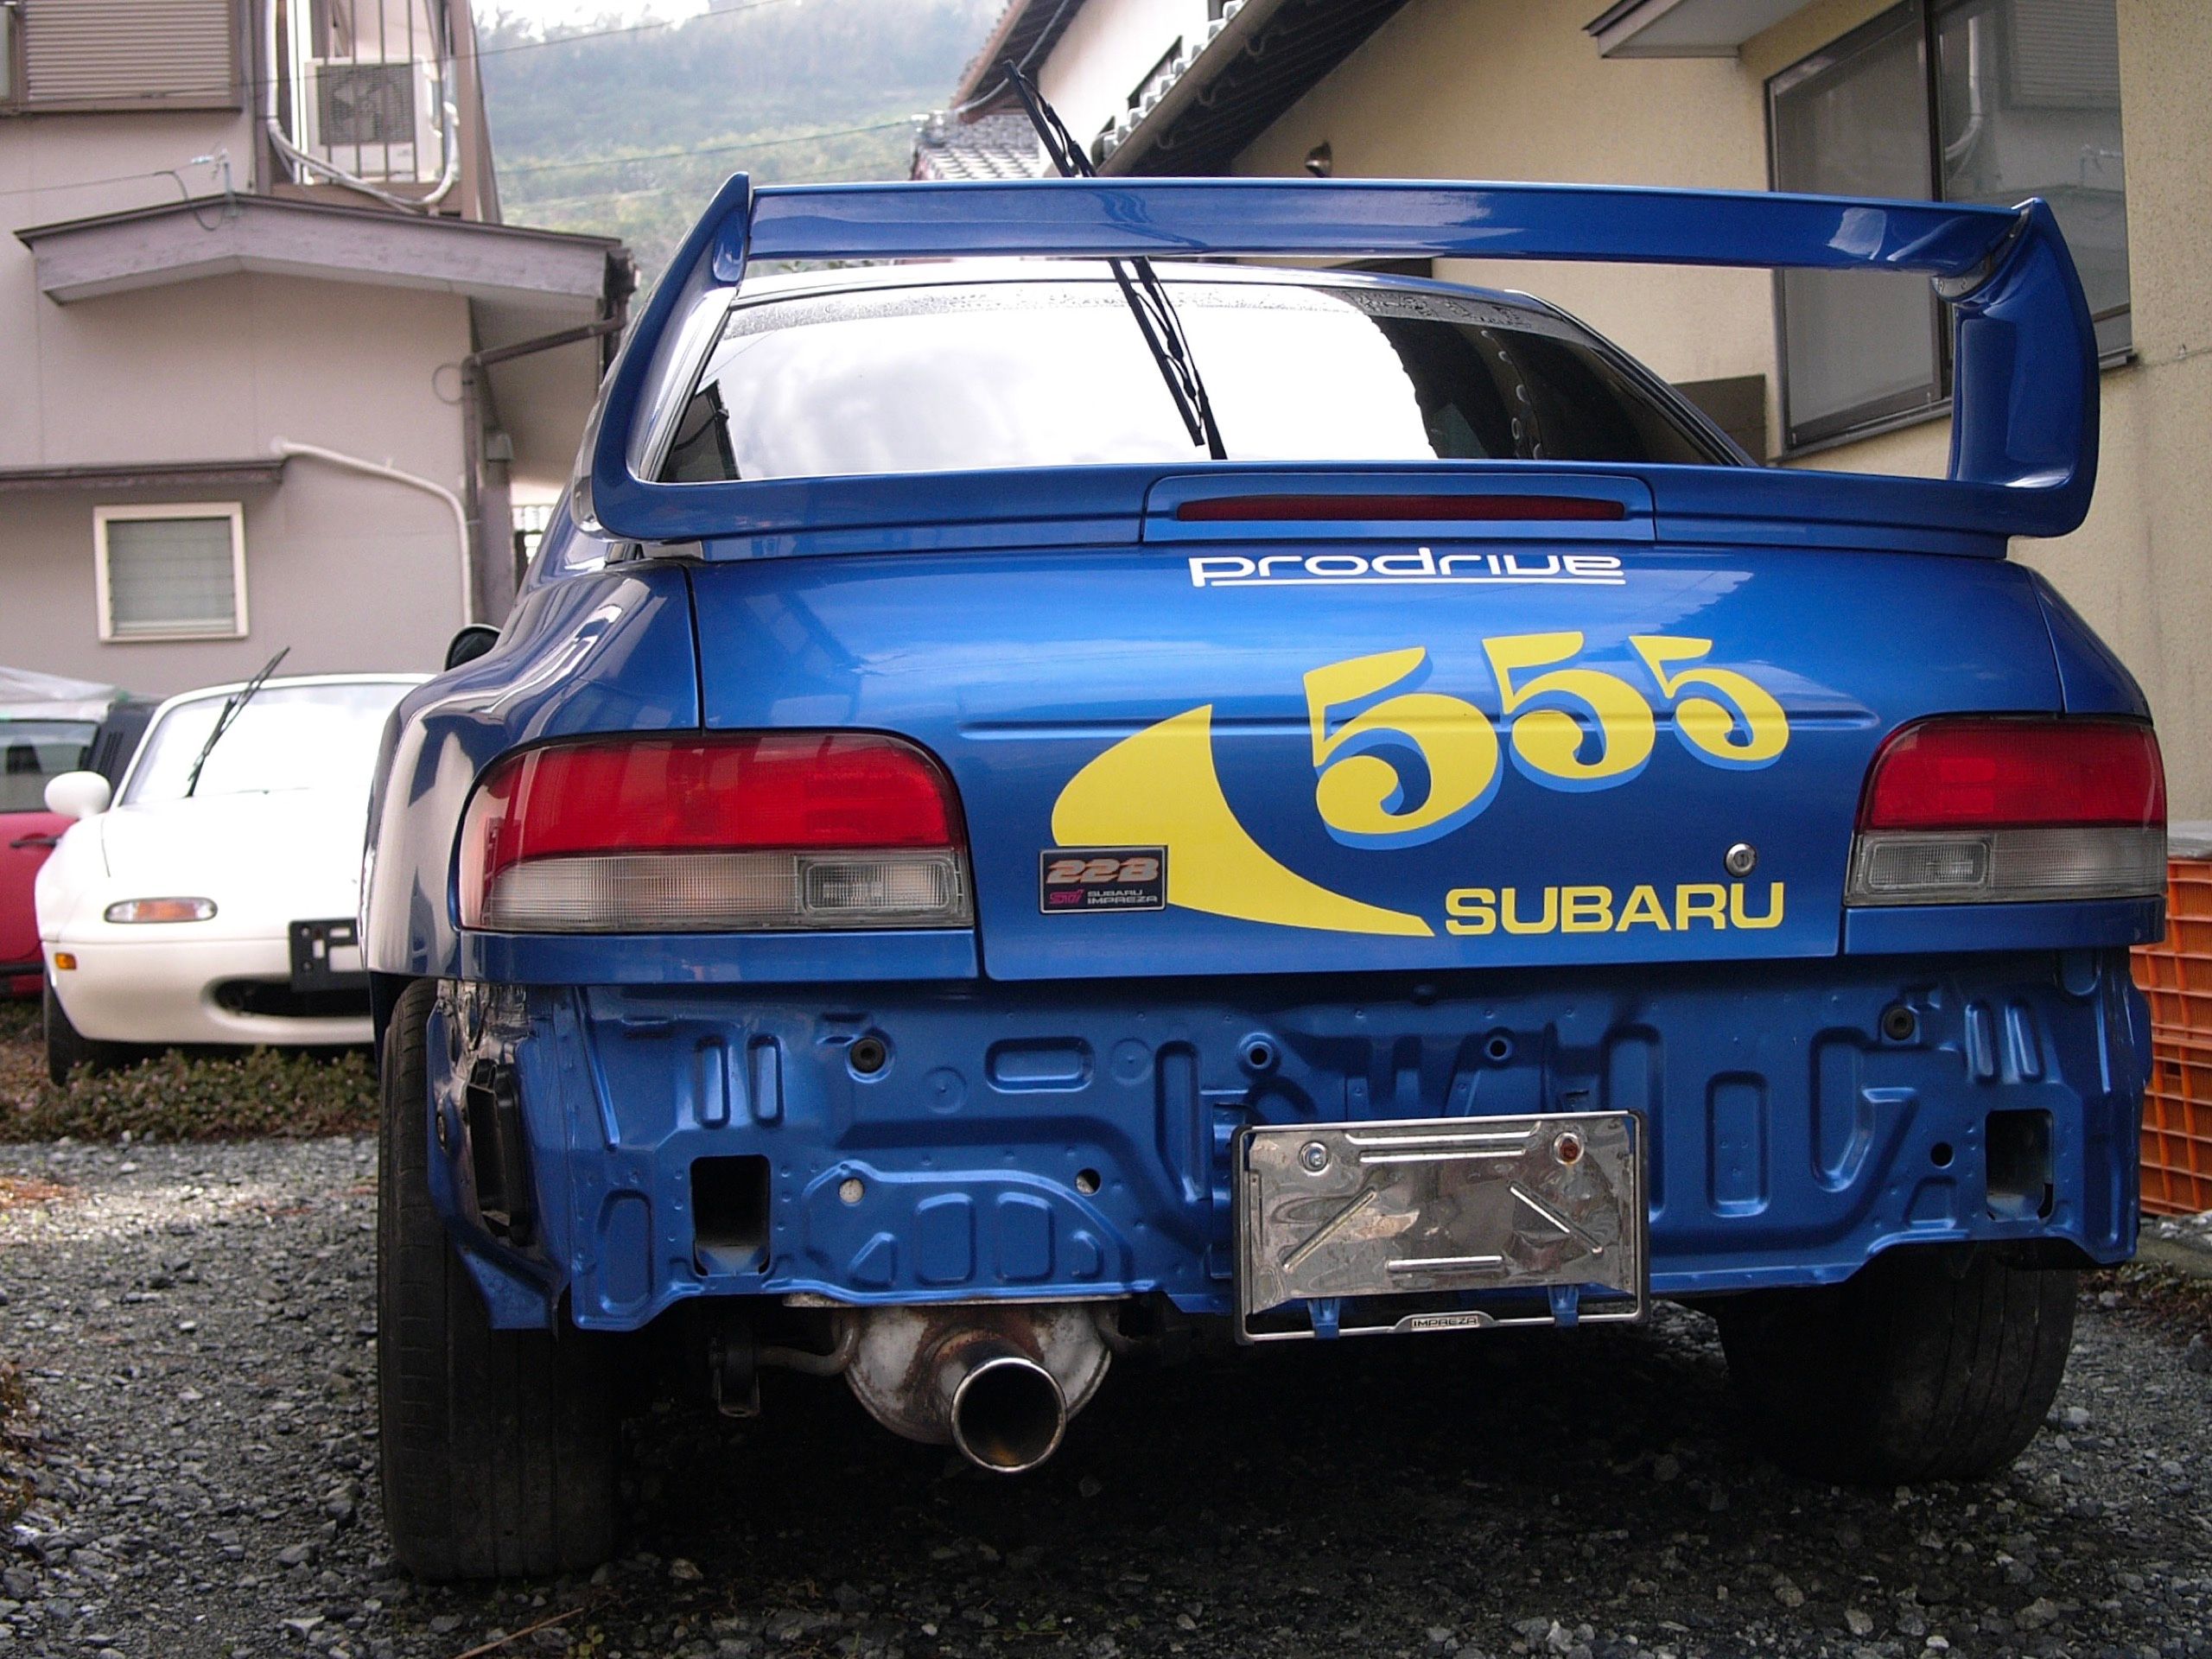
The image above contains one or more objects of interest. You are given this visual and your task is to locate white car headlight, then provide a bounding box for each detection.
[105,898,218,924]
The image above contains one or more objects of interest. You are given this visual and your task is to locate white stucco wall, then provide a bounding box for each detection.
[1039,0,1220,154]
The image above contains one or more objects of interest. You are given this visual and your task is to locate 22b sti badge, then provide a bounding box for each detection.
[1040,848,1167,913]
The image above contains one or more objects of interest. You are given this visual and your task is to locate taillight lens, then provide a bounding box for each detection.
[459,734,972,932]
[1848,717,2164,906]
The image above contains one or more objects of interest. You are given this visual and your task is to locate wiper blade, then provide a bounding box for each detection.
[1007,64,1228,461]
[183,646,289,799]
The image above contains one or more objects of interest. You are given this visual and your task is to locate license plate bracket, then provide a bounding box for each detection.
[1235,1111,1646,1341]
[289,918,367,993]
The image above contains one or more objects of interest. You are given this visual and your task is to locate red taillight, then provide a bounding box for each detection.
[460,734,970,932]
[1174,494,1626,524]
[1859,718,2164,830]
[1848,717,2165,908]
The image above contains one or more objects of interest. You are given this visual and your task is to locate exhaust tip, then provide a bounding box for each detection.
[950,1354,1067,1473]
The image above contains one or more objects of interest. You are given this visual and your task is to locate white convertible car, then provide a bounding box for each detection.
[35,671,425,1081]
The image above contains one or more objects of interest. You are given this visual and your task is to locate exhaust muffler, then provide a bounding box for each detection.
[842,1304,1110,1473]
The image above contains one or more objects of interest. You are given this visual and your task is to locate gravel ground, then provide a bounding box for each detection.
[0,1139,2208,1659]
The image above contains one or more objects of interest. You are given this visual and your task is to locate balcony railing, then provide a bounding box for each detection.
[270,0,459,204]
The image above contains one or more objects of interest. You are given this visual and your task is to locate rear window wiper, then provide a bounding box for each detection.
[184,646,289,798]
[1007,64,1228,461]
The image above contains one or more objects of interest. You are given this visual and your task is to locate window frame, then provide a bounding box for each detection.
[1766,0,2130,455]
[92,502,249,645]
[3,0,243,117]
[0,0,21,109]
[1767,2,1950,453]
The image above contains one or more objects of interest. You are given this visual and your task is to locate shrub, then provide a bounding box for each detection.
[0,1000,376,1141]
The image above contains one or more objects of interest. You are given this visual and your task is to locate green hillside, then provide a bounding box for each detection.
[481,0,999,277]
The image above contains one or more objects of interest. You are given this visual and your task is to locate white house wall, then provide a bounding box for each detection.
[1040,0,1222,156]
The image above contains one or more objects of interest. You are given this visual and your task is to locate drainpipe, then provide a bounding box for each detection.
[460,314,630,609]
[270,440,474,626]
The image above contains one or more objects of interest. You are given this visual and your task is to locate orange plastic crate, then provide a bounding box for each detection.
[2131,857,2212,1216]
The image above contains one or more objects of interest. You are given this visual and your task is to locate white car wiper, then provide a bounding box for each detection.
[183,647,289,799]
[1007,63,1229,462]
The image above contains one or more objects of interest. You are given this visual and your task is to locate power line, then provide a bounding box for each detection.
[502,117,914,178]
[0,166,203,200]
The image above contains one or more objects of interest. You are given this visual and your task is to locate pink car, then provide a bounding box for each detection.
[0,681,144,999]
[2,721,95,996]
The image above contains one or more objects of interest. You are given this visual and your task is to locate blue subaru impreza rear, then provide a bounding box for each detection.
[364,175,2161,1578]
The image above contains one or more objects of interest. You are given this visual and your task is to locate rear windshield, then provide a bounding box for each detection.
[0,721,95,814]
[663,275,1727,482]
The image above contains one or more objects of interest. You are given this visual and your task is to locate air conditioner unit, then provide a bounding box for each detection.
[296,55,442,182]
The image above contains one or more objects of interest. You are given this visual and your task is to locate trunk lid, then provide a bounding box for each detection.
[690,516,2061,982]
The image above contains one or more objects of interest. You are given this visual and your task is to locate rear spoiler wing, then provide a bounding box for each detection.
[577,176,2099,544]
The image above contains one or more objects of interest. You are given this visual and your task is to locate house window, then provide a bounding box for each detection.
[93,505,248,642]
[1769,0,2129,452]
[5,0,238,112]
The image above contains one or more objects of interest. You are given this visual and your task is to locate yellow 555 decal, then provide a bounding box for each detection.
[1050,633,1789,938]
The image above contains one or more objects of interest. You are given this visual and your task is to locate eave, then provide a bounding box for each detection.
[1097,0,1415,178]
[0,458,287,494]
[16,194,623,310]
[1585,0,1817,59]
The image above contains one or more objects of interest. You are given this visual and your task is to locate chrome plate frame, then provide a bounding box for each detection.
[1234,1112,1647,1342]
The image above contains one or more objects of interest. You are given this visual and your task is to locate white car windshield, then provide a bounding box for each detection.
[124,683,410,805]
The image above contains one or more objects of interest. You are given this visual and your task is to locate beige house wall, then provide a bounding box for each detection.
[0,268,473,694]
[0,0,552,697]
[1229,0,2212,815]
[0,110,259,467]
[2,111,475,695]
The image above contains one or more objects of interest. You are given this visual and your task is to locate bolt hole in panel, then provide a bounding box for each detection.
[1235,1111,1645,1341]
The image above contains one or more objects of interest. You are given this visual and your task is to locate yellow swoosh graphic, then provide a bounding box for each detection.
[1051,705,1433,938]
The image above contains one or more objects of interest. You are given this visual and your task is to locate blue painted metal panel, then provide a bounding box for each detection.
[685,541,2071,981]
[583,178,2097,545]
[424,950,2143,1332]
[1843,899,2162,957]
[2027,569,2152,718]
[454,928,977,987]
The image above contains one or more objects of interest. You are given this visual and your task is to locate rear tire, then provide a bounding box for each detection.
[377,978,619,1580]
[1717,1246,2075,1484]
[43,975,131,1086]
